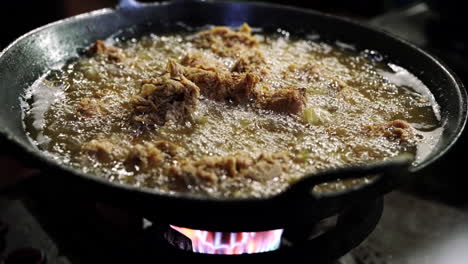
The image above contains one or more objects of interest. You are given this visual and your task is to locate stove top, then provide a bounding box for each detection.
[1,191,467,264]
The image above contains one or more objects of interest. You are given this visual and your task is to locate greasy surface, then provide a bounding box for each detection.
[22,25,441,198]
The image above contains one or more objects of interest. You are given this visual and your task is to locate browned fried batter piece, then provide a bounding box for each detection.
[132,64,200,126]
[256,86,306,115]
[82,137,127,163]
[231,50,270,79]
[83,138,185,170]
[82,139,115,162]
[168,152,291,185]
[125,143,166,170]
[124,140,185,170]
[153,140,185,157]
[183,50,269,78]
[171,59,306,114]
[364,120,414,141]
[89,40,125,62]
[195,23,258,57]
[170,59,259,103]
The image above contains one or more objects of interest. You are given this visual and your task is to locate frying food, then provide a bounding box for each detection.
[23,24,441,198]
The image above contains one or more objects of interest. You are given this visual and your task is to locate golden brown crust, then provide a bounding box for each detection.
[256,86,306,115]
[170,59,306,114]
[231,50,270,79]
[132,67,201,126]
[364,120,414,141]
[194,23,258,57]
[153,140,185,157]
[82,137,185,170]
[81,138,124,163]
[170,59,260,103]
[168,152,291,185]
[125,143,166,170]
[89,40,125,62]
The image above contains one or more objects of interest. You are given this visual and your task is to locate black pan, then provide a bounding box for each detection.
[0,0,466,231]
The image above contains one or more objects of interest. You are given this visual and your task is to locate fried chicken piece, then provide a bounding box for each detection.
[125,143,166,170]
[169,59,306,114]
[364,120,414,141]
[132,65,200,126]
[89,40,125,62]
[239,152,291,181]
[123,140,185,171]
[256,86,306,115]
[82,135,186,171]
[194,23,258,57]
[168,59,259,104]
[81,137,127,162]
[153,140,185,157]
[168,152,291,185]
[232,50,267,72]
[231,50,270,80]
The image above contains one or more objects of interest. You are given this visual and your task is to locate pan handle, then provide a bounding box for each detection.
[280,155,412,203]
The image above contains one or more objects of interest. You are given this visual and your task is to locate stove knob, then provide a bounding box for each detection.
[2,247,46,264]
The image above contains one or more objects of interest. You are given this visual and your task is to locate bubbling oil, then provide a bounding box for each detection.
[22,28,441,198]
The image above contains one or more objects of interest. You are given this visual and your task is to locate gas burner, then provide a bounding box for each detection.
[134,198,383,262]
[167,226,284,254]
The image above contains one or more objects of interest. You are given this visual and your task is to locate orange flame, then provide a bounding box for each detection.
[170,225,284,255]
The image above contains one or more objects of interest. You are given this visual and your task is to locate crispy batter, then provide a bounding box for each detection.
[231,50,270,79]
[168,152,291,185]
[240,152,291,180]
[195,23,258,57]
[364,120,414,141]
[83,138,184,170]
[125,143,166,170]
[153,140,185,157]
[256,86,306,115]
[124,140,184,170]
[169,59,259,103]
[132,65,200,126]
[82,137,126,162]
[170,59,306,114]
[89,40,125,62]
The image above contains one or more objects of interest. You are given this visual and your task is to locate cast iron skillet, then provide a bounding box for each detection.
[0,0,466,231]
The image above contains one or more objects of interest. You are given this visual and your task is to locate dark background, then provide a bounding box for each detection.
[0,0,418,49]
